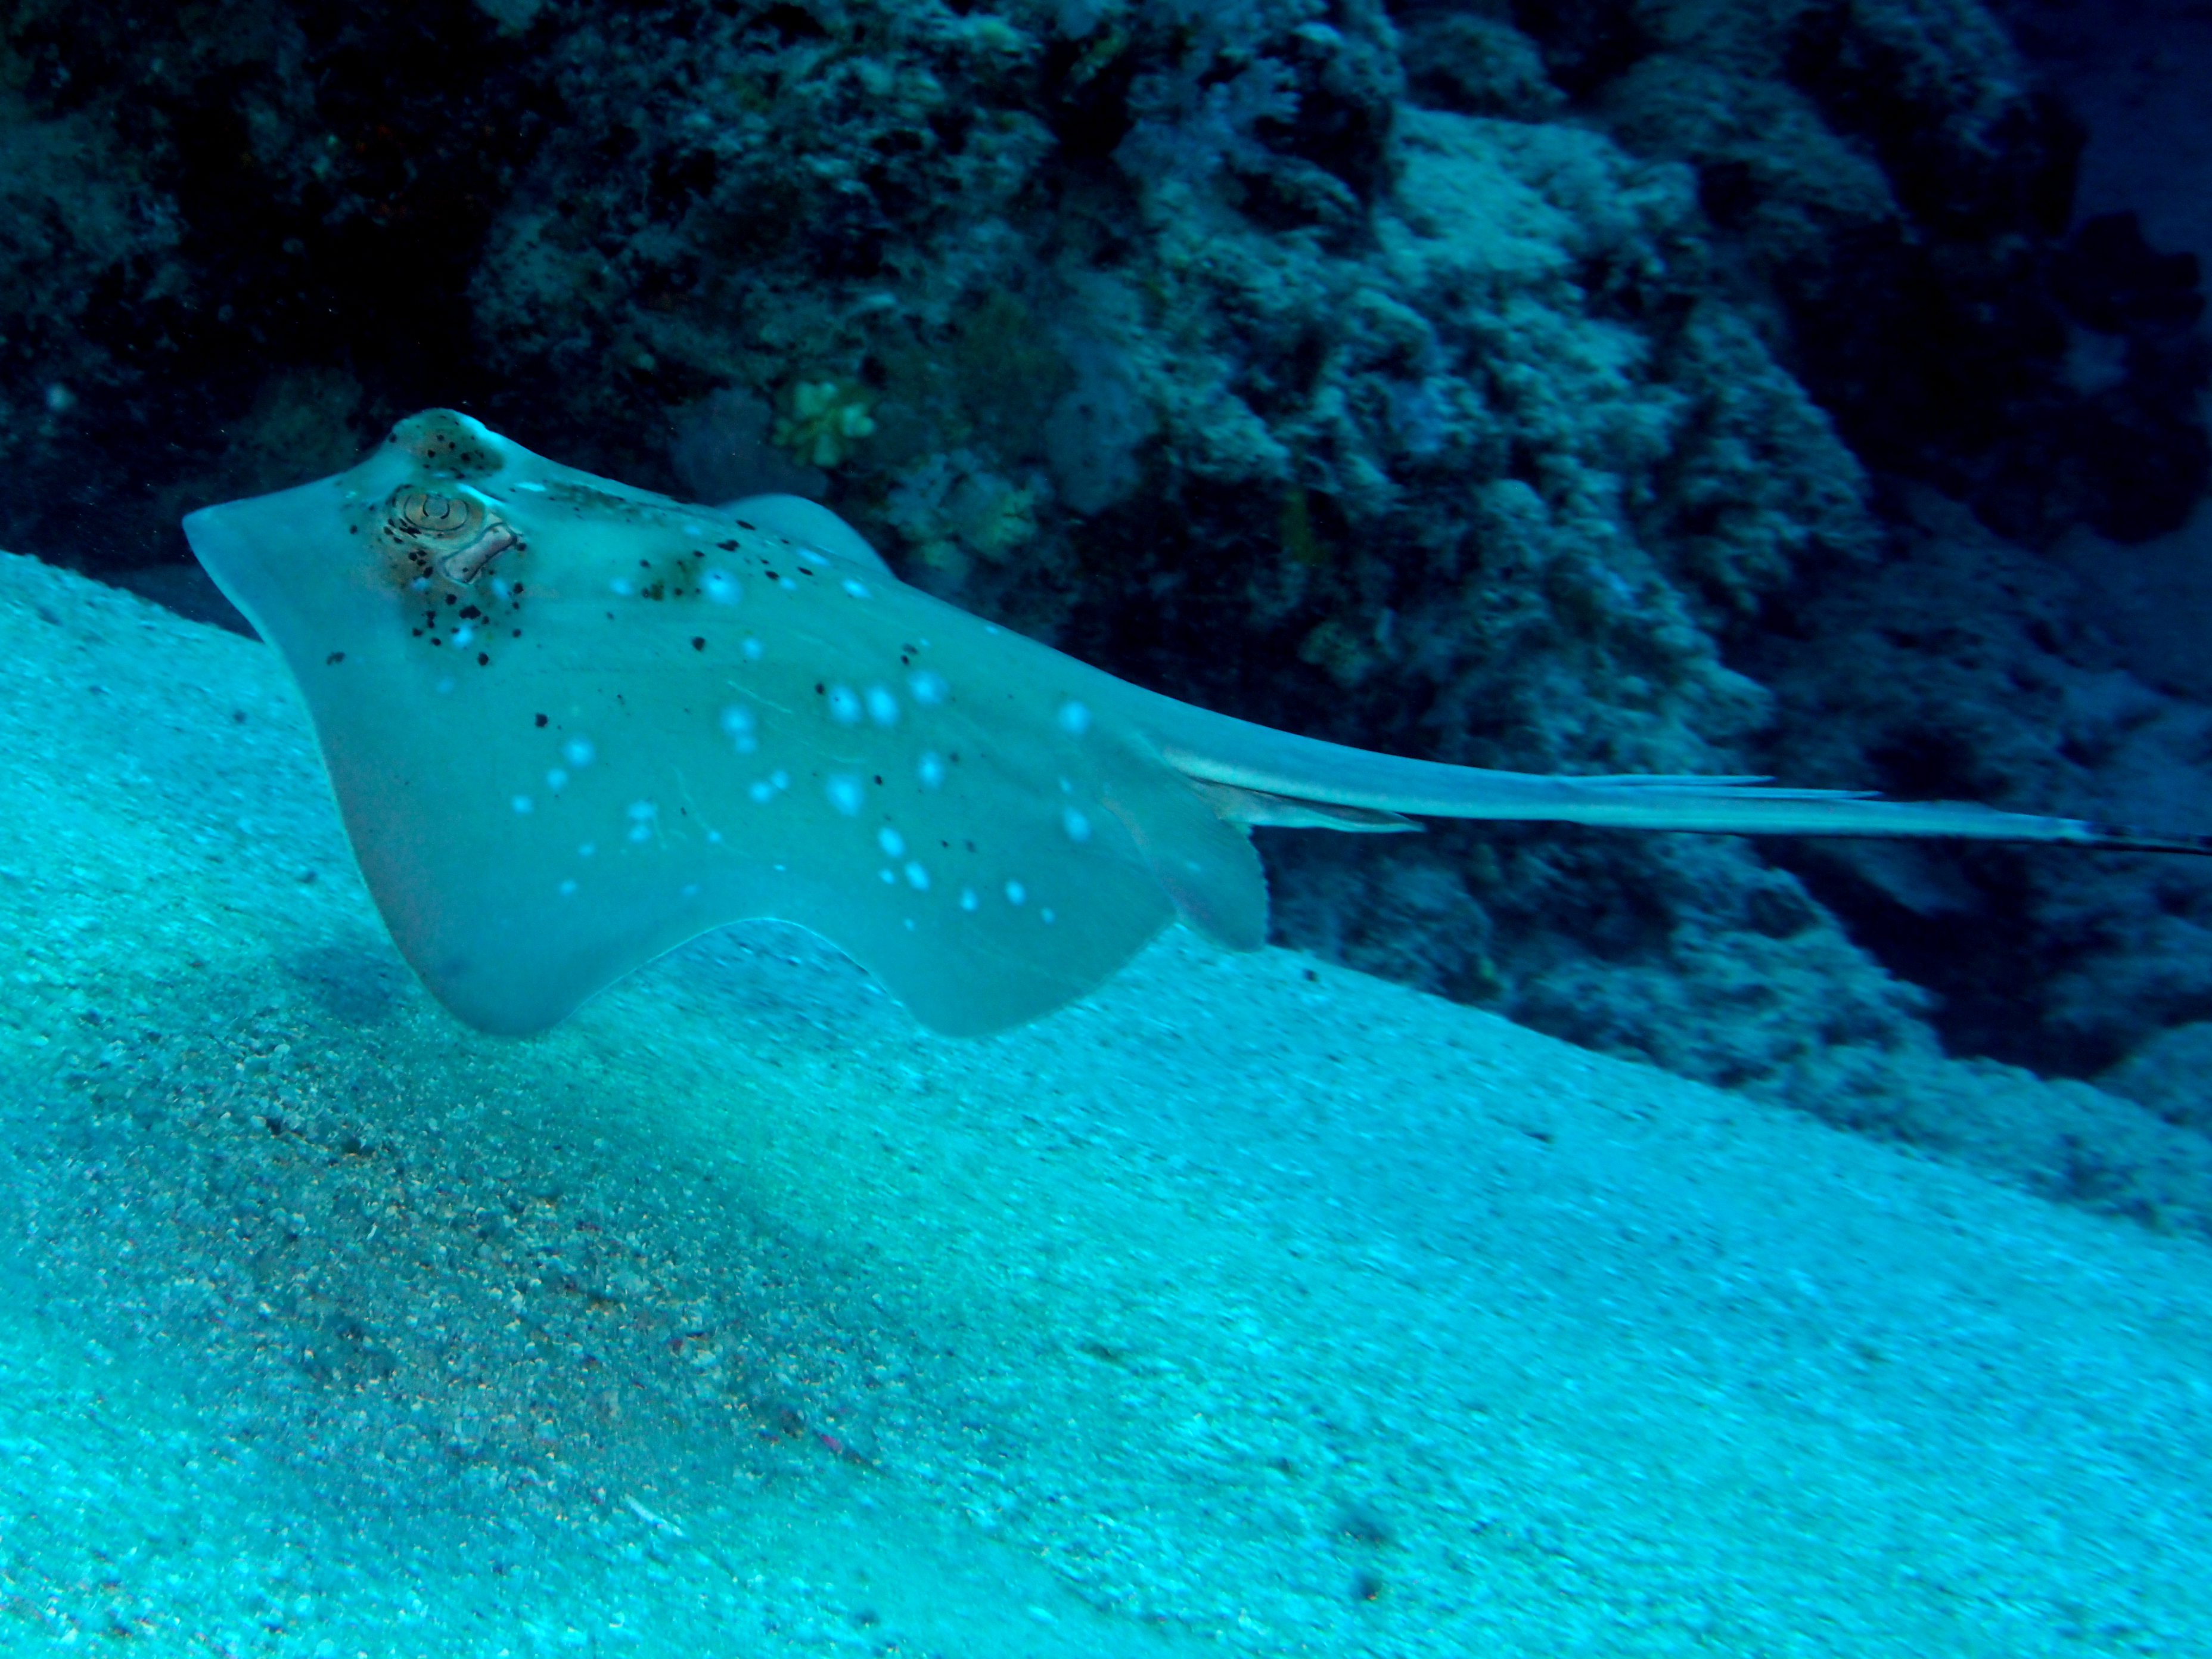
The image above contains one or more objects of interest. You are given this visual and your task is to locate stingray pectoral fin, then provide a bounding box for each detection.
[1096,766,1272,952]
[787,869,1178,1037]
[720,494,891,574]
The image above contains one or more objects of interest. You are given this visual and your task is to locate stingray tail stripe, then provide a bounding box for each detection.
[2078,822,2212,856]
[1157,738,2212,854]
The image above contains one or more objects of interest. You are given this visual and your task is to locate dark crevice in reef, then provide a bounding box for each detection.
[1791,853,2094,1075]
[1483,0,2211,548]
[0,0,547,579]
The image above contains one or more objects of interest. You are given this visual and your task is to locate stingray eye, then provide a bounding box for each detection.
[396,489,481,538]
[385,487,517,583]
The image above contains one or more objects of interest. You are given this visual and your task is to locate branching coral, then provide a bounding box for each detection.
[772,378,878,470]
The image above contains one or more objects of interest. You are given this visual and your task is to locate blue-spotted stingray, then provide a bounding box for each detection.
[182,411,2212,1037]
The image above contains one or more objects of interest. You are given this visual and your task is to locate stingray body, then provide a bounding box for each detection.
[182,411,2211,1037]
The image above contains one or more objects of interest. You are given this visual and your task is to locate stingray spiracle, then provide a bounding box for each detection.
[386,486,518,583]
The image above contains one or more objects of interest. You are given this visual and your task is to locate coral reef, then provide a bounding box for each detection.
[1737,487,2212,1077]
[1481,0,2211,545]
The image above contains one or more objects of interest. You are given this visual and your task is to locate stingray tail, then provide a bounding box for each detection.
[1143,700,2212,856]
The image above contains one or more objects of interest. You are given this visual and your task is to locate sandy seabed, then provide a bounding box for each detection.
[1,548,2207,1656]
